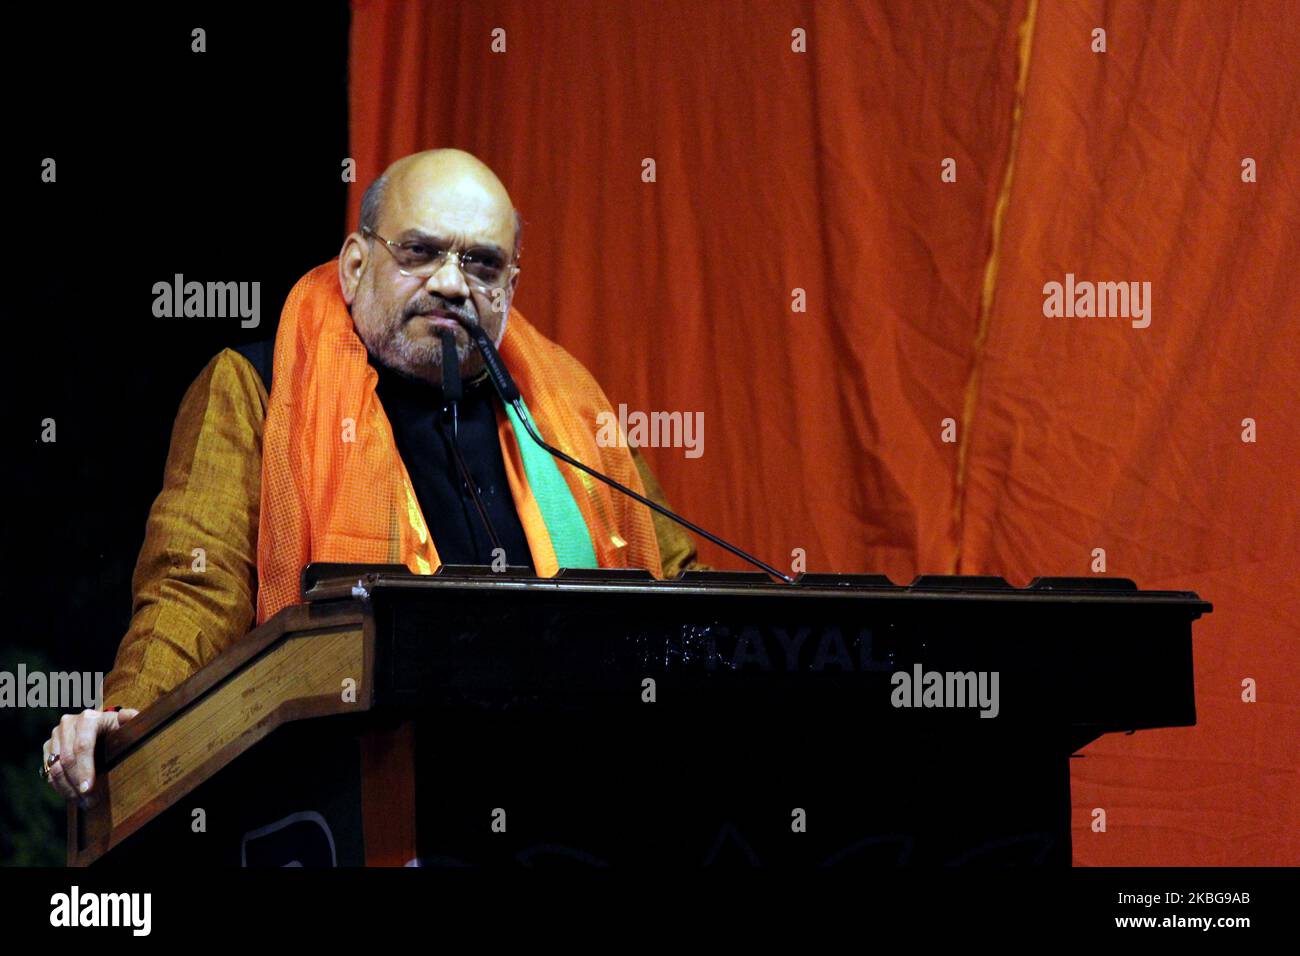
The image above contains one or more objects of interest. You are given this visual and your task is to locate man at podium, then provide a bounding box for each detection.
[41,148,699,805]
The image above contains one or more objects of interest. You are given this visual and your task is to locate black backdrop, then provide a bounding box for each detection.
[2,1,350,865]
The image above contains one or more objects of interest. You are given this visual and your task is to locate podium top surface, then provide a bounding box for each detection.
[301,563,1212,615]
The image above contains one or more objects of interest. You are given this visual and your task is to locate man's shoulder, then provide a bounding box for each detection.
[170,345,271,429]
[509,313,608,403]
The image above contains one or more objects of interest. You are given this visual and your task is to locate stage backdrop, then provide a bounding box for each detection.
[346,0,1299,866]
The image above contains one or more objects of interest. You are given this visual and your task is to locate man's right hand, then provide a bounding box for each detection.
[43,708,140,807]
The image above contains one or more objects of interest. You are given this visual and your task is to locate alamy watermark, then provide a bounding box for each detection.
[50,886,151,936]
[152,274,260,328]
[1042,273,1151,328]
[890,664,1000,718]
[0,665,104,709]
[596,404,704,459]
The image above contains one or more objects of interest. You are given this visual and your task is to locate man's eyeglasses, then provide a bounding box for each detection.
[361,226,519,290]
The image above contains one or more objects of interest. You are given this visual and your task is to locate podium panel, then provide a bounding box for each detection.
[72,567,1209,867]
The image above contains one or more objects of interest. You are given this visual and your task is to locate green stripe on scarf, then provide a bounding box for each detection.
[504,399,599,568]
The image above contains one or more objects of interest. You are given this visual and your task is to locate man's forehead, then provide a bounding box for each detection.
[382,168,514,244]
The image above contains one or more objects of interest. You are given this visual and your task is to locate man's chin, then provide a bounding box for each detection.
[388,338,484,384]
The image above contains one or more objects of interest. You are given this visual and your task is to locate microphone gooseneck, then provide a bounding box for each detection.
[454,316,794,584]
[461,321,520,402]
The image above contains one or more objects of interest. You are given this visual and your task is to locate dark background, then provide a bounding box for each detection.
[2,1,351,865]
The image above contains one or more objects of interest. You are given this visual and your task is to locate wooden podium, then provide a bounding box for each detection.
[70,565,1210,867]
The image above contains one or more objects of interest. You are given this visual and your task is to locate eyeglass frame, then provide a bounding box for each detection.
[360,225,521,292]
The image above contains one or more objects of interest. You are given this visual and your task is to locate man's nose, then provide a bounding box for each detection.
[423,257,471,300]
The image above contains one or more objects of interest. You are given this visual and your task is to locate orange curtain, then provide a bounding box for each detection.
[347,0,1299,865]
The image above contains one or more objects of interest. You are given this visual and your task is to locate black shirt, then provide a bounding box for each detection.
[371,361,535,571]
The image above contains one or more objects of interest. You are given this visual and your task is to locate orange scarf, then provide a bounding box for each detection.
[255,259,661,623]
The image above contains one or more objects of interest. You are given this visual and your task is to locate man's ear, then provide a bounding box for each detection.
[338,232,369,304]
[498,268,520,318]
[494,280,517,347]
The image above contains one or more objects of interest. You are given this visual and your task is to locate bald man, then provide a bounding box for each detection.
[42,149,699,807]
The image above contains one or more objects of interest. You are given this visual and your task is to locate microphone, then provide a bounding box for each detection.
[439,328,462,402]
[460,321,519,403]
[439,328,503,555]
[456,317,794,584]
